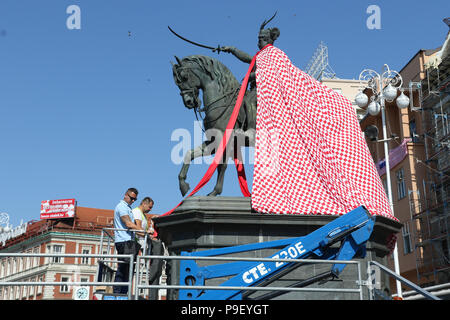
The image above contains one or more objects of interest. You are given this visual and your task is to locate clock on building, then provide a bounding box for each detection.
[73,286,89,300]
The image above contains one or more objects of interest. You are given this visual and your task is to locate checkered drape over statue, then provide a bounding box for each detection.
[252,45,395,220]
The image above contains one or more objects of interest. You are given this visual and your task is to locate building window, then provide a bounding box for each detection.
[7,259,11,276]
[409,119,419,142]
[442,240,449,261]
[81,247,91,265]
[24,250,30,270]
[60,276,70,293]
[402,221,413,254]
[18,256,23,273]
[29,278,35,297]
[37,275,44,295]
[381,178,388,197]
[22,284,27,299]
[47,244,64,263]
[396,168,406,200]
[0,260,5,278]
[33,247,40,267]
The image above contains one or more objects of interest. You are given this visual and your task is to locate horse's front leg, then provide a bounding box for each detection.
[207,162,228,196]
[178,142,208,196]
[234,128,256,147]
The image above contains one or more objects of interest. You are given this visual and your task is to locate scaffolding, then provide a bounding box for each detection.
[304,41,336,81]
[413,52,450,286]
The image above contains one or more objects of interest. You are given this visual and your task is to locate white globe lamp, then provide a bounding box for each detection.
[355,91,369,108]
[368,100,381,116]
[383,83,398,102]
[396,91,410,109]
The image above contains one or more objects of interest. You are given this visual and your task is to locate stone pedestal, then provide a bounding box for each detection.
[153,196,402,300]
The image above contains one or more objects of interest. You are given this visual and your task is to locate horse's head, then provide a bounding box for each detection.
[172,55,240,114]
[172,56,202,110]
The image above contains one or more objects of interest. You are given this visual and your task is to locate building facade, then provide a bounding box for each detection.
[0,207,116,300]
[358,29,449,292]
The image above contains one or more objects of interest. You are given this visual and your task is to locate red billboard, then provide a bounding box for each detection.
[40,199,76,219]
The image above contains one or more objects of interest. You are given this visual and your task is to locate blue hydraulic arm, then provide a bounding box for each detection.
[179,206,376,300]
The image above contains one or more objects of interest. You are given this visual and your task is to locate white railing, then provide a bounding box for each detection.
[1,251,365,300]
[135,255,364,300]
[1,226,441,300]
[0,252,134,300]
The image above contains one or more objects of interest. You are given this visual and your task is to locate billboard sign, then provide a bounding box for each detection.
[40,199,76,219]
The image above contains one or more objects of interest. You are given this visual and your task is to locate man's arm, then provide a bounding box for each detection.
[134,218,143,230]
[132,209,143,229]
[147,214,158,239]
[215,46,253,64]
[120,215,145,237]
[134,217,149,238]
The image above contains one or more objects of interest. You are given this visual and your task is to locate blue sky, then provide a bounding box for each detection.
[1,0,449,227]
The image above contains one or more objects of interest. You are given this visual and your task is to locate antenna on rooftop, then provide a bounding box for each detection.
[304,41,336,81]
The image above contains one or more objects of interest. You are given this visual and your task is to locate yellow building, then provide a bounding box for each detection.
[321,78,367,120]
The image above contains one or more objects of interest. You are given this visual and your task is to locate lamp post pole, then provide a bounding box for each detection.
[379,77,403,299]
[356,65,410,299]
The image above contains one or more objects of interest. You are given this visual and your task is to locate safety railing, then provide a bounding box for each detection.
[98,227,152,299]
[99,227,151,259]
[135,254,365,300]
[399,282,450,300]
[0,251,378,300]
[369,260,441,300]
[2,252,443,300]
[0,253,365,300]
[5,234,440,300]
[0,252,135,300]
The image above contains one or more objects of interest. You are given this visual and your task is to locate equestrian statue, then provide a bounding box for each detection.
[170,12,279,197]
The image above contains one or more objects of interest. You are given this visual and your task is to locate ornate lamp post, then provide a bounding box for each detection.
[355,64,409,299]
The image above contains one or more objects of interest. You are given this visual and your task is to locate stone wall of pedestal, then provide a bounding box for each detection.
[153,196,402,300]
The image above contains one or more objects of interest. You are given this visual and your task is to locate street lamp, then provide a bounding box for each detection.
[356,64,409,299]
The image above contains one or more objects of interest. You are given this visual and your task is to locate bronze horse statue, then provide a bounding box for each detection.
[172,55,257,196]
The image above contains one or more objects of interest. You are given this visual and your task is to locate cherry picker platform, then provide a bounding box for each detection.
[178,206,380,300]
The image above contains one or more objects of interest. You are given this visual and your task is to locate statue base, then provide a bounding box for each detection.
[153,196,402,300]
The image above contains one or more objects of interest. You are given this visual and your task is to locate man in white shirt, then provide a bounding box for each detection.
[132,197,155,252]
[132,197,164,300]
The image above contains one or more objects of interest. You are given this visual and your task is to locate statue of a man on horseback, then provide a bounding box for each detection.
[172,55,256,197]
[170,13,279,197]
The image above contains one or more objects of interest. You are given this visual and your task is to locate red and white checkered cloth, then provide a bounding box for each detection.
[252,45,396,220]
